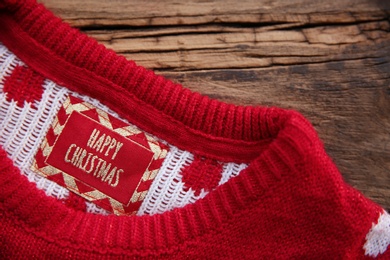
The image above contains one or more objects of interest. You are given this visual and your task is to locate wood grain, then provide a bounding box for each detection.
[39,0,390,209]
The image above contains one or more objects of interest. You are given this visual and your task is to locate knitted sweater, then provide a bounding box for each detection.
[0,0,389,259]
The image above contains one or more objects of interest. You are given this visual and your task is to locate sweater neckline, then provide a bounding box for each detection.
[0,0,315,254]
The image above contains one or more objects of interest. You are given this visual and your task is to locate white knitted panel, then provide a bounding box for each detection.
[0,44,72,201]
[220,162,248,185]
[0,44,108,214]
[364,211,390,257]
[137,146,200,215]
[137,146,248,216]
[0,44,22,83]
[0,42,248,216]
[0,82,70,198]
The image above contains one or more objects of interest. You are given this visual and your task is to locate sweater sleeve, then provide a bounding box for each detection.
[363,211,390,259]
[295,112,390,259]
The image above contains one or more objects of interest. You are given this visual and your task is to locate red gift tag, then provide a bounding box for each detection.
[31,95,168,215]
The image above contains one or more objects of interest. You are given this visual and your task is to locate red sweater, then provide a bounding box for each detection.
[0,0,389,259]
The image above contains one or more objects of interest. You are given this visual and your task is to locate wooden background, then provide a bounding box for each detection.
[39,0,390,210]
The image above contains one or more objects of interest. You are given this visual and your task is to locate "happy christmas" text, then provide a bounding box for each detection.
[63,128,124,187]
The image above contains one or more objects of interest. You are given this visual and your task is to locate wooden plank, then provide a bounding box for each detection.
[86,21,389,71]
[39,0,389,27]
[39,0,390,209]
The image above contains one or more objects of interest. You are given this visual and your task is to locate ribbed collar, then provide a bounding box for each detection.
[0,0,317,255]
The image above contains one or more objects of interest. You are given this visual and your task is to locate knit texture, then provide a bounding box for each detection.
[0,42,246,216]
[0,0,389,259]
[181,156,223,196]
[3,65,44,108]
